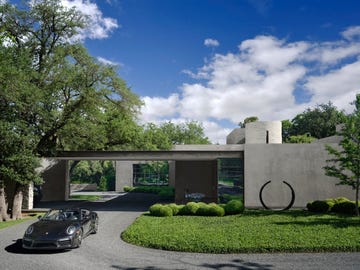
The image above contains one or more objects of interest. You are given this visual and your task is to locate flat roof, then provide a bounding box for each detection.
[55,145,244,161]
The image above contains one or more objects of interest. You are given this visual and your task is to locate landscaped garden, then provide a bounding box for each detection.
[122,199,360,253]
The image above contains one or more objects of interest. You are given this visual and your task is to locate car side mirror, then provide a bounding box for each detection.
[37,215,42,220]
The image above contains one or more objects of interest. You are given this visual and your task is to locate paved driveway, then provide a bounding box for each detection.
[0,193,359,270]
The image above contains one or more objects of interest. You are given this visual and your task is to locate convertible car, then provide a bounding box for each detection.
[22,208,98,250]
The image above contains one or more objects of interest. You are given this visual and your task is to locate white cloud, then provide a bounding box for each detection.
[61,0,119,40]
[140,94,179,122]
[204,38,220,47]
[97,57,120,66]
[140,27,360,143]
[341,26,360,41]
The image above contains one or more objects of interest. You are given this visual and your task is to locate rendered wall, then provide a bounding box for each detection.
[174,160,218,204]
[226,128,245,144]
[244,144,353,208]
[245,121,282,144]
[41,159,69,201]
[115,161,134,192]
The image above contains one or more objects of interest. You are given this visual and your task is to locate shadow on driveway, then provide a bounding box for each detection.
[34,192,171,212]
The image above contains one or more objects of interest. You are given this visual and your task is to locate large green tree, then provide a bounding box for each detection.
[0,0,141,219]
[324,95,360,216]
[289,102,346,139]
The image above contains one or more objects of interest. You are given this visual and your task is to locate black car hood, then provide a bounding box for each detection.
[29,220,79,239]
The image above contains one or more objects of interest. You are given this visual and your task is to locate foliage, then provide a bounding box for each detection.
[239,116,258,128]
[286,134,317,144]
[123,186,133,192]
[219,194,243,203]
[70,195,100,201]
[123,186,175,198]
[324,95,360,216]
[158,121,210,145]
[223,200,244,215]
[306,200,333,213]
[332,201,356,215]
[149,200,242,217]
[281,119,292,142]
[289,102,346,139]
[70,161,115,191]
[149,204,173,217]
[197,203,225,217]
[306,197,358,215]
[167,203,182,216]
[178,202,200,215]
[122,210,360,253]
[0,0,142,156]
[0,0,141,219]
[0,213,43,230]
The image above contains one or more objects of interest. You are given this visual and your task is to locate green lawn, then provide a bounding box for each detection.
[122,210,360,253]
[70,194,101,201]
[0,213,42,230]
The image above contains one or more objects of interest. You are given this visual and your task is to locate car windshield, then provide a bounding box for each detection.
[41,209,80,221]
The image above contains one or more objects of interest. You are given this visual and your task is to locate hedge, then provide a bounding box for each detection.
[148,200,243,217]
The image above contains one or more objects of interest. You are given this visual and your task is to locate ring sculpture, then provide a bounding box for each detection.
[259,181,295,211]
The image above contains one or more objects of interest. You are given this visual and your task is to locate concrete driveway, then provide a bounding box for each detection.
[0,193,359,270]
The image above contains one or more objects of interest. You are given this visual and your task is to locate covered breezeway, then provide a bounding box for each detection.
[39,145,244,205]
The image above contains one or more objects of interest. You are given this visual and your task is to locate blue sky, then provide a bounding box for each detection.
[6,0,360,143]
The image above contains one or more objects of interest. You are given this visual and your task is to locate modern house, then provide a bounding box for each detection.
[32,121,353,210]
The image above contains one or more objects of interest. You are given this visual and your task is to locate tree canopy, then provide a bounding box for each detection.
[324,95,360,216]
[288,102,346,140]
[0,0,142,220]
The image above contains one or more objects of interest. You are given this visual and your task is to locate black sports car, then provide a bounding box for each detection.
[22,208,98,250]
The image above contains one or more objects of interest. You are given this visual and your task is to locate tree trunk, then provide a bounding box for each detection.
[11,184,24,220]
[355,177,359,216]
[0,187,10,222]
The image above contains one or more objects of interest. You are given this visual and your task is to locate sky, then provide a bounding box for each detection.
[5,0,360,144]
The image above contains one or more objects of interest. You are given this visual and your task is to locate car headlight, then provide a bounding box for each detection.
[25,225,34,235]
[66,225,76,235]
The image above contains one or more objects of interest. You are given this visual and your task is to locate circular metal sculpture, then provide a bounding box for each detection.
[259,181,295,211]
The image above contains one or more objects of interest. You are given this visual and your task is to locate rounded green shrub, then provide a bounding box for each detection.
[196,204,211,216]
[334,197,351,204]
[224,200,244,215]
[178,202,200,215]
[207,204,225,217]
[167,203,181,215]
[149,204,173,217]
[307,200,332,213]
[123,186,133,192]
[332,201,356,215]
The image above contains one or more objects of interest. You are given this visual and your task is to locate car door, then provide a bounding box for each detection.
[80,209,92,235]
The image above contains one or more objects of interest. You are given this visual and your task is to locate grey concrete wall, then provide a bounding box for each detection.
[244,144,353,208]
[175,160,218,204]
[115,161,134,192]
[41,159,69,201]
[168,161,176,187]
[245,121,282,144]
[226,128,245,144]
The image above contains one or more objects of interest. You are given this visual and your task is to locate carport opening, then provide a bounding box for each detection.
[217,158,244,203]
[69,160,116,193]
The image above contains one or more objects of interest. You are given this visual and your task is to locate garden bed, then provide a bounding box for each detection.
[122,210,360,253]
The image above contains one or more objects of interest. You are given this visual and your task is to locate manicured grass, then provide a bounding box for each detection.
[122,210,360,253]
[0,213,42,230]
[70,194,101,201]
